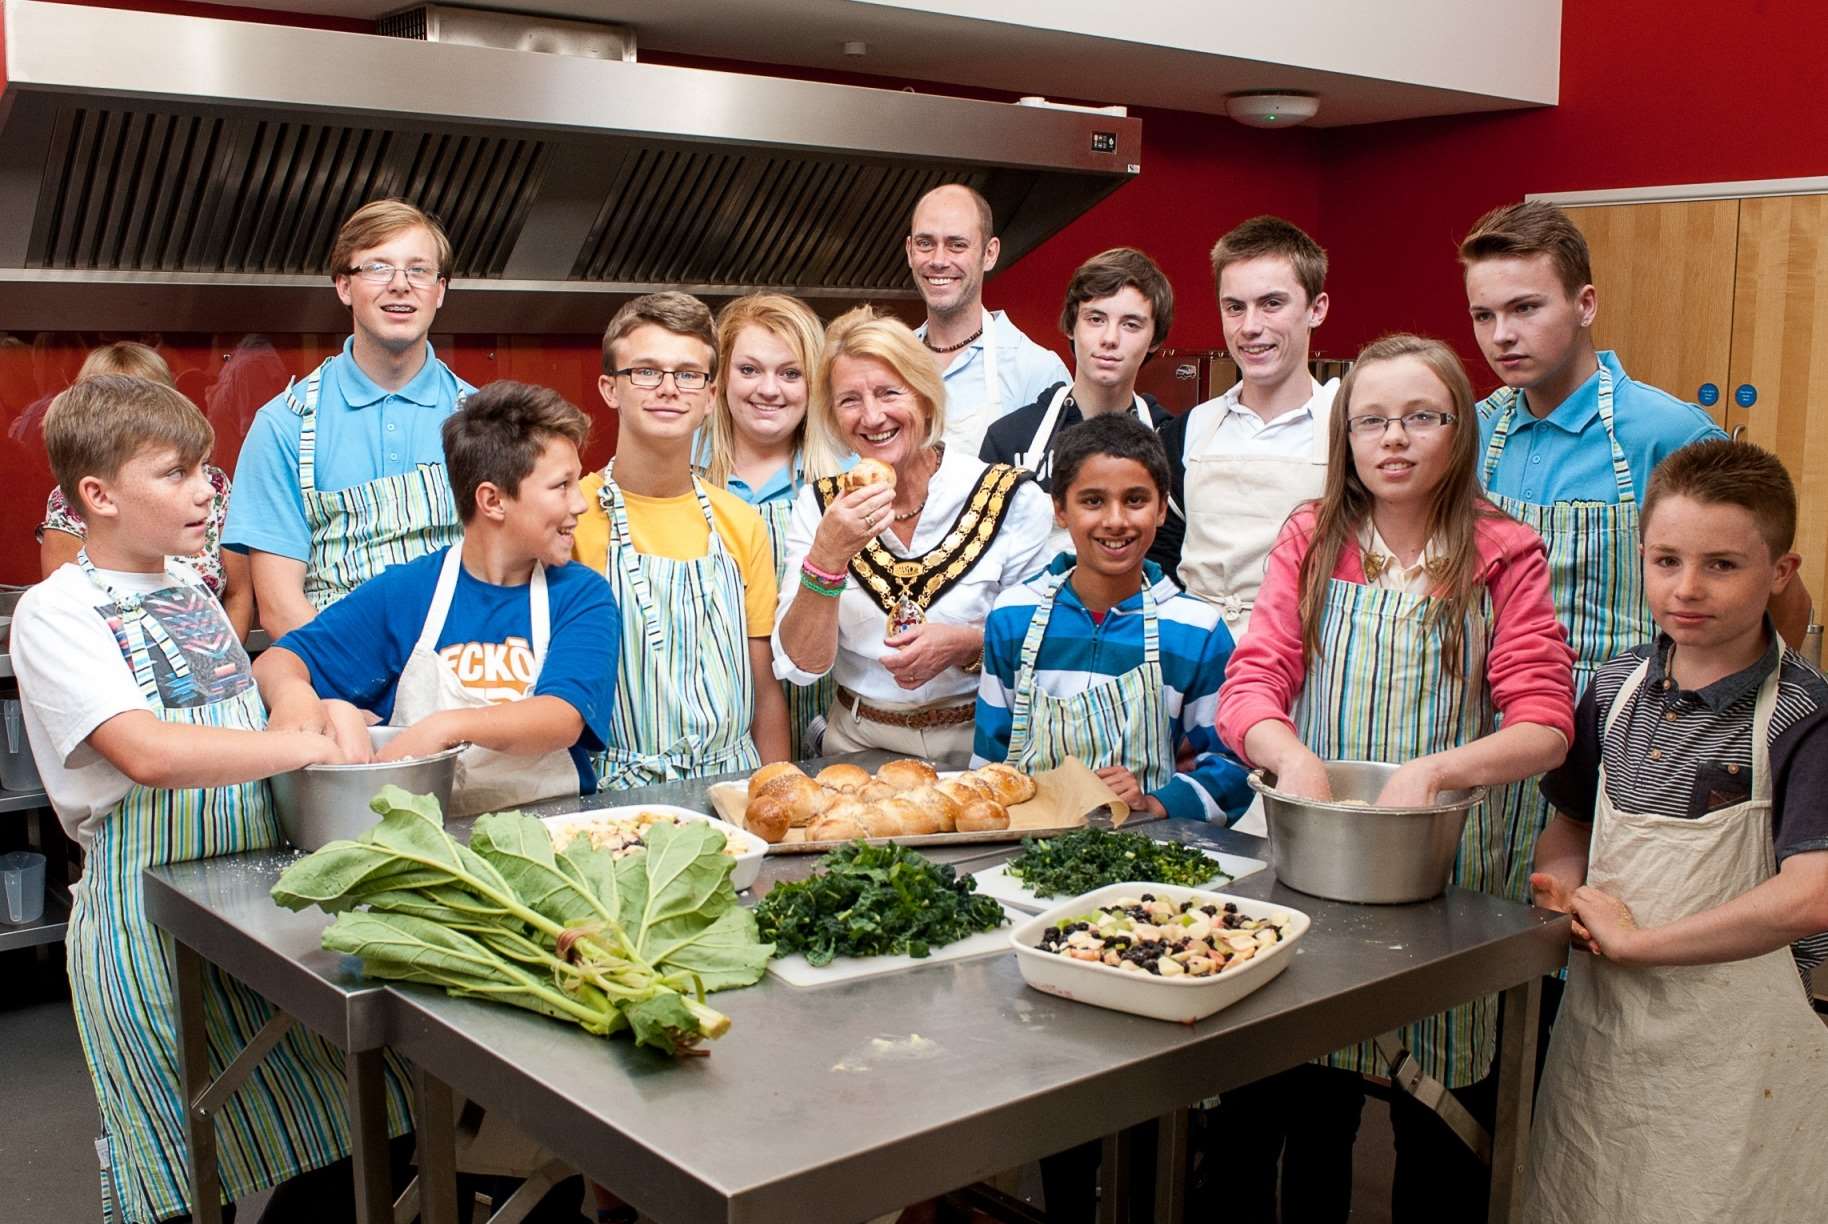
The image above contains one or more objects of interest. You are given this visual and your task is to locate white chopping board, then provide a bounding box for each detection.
[971,849,1268,915]
[765,904,1023,987]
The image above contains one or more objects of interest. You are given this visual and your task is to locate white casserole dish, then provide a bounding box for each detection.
[539,804,768,892]
[1008,882,1311,1023]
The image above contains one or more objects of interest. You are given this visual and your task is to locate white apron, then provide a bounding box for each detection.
[389,545,579,816]
[938,308,1004,456]
[1525,658,1828,1224]
[1178,379,1337,639]
[1015,387,1164,562]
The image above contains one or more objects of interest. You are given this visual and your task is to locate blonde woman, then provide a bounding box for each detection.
[703,295,847,757]
[37,342,253,641]
[773,307,1053,762]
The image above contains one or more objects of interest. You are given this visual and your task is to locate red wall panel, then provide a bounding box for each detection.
[1315,0,1828,382]
[0,333,615,585]
[12,0,1827,586]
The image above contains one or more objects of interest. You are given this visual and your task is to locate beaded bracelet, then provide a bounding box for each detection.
[801,557,849,585]
[799,570,846,598]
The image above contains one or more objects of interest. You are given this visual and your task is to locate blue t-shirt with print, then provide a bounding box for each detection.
[276,546,620,794]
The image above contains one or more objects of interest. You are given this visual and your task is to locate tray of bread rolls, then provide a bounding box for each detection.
[705,757,1128,852]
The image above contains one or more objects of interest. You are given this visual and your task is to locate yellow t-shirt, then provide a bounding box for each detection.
[574,472,777,637]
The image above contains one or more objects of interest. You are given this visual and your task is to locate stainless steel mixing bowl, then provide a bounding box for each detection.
[271,726,463,850]
[1248,760,1486,904]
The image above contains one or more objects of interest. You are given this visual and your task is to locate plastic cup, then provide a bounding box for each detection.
[0,851,46,925]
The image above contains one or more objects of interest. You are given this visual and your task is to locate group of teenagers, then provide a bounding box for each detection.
[11,182,1828,1224]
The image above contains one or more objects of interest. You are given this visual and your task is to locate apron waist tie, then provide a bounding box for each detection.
[836,686,975,729]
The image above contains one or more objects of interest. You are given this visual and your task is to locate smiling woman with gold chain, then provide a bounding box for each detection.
[772,307,1054,762]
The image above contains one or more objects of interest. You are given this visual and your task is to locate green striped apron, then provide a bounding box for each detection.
[1480,364,1646,899]
[593,467,762,790]
[288,358,463,610]
[1297,579,1503,1088]
[1005,570,1174,790]
[757,494,835,760]
[66,554,412,1223]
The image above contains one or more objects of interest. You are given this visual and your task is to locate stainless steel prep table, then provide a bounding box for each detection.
[395,779,1567,1224]
[147,757,1565,1224]
[137,751,973,1224]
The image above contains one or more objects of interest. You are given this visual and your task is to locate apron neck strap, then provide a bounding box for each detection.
[598,463,720,650]
[1608,647,1782,800]
[1480,363,1633,502]
[414,543,552,661]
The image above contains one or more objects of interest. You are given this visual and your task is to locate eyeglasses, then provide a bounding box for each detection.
[612,367,711,391]
[1346,410,1458,437]
[346,261,442,288]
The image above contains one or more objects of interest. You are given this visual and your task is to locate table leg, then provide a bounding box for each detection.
[173,940,223,1224]
[1488,976,1543,1224]
[413,1067,461,1224]
[1152,1108,1189,1224]
[345,1048,393,1224]
[1096,1126,1135,1224]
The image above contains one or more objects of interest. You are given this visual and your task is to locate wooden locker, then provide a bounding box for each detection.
[1566,200,1741,426]
[1727,194,1828,599]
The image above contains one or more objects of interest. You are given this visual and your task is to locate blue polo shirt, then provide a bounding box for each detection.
[223,338,474,561]
[725,463,799,508]
[1476,350,1723,505]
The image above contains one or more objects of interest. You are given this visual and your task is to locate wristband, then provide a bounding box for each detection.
[801,557,849,585]
[799,570,846,598]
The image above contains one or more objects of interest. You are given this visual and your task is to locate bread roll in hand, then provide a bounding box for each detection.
[840,458,897,492]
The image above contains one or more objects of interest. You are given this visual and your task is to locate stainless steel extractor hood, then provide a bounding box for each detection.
[0,0,1140,333]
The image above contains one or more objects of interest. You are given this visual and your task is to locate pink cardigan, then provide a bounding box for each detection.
[1217,504,1576,765]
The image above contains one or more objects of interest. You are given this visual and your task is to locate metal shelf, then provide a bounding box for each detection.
[0,886,70,952]
[0,786,48,813]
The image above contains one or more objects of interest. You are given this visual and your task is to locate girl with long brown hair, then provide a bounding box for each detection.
[1214,334,1574,1222]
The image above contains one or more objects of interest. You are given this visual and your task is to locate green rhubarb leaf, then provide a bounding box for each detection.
[633,821,733,953]
[470,812,610,930]
[643,902,772,991]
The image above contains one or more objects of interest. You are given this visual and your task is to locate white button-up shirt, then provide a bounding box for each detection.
[1184,378,1332,462]
[772,448,1055,706]
[917,309,1070,456]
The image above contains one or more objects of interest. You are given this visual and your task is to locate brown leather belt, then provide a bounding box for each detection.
[836,685,975,729]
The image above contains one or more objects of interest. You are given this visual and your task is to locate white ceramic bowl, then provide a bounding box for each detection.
[540,804,768,892]
[1009,882,1311,1023]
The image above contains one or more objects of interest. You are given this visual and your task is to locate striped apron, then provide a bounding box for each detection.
[287,357,462,610]
[1004,570,1174,790]
[66,555,412,1223]
[592,468,762,790]
[1297,579,1503,1087]
[757,494,835,760]
[1480,363,1645,899]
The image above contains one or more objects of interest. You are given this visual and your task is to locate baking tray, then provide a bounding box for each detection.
[704,757,1125,855]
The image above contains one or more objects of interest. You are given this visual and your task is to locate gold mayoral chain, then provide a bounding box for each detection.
[813,464,1028,635]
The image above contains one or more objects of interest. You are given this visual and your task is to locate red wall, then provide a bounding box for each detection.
[1315,0,1828,377]
[8,0,1828,585]
[991,106,1324,359]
